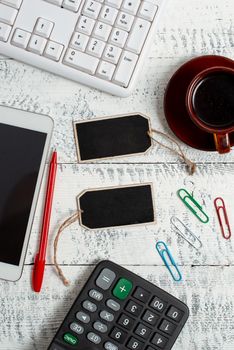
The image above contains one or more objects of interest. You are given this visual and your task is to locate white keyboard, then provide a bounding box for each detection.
[0,0,166,97]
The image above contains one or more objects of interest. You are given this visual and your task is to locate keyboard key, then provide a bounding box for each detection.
[11,28,31,48]
[86,38,105,57]
[113,278,133,300]
[106,60,125,81]
[151,333,168,349]
[125,300,143,317]
[150,296,167,313]
[44,40,64,61]
[0,4,17,25]
[63,0,81,12]
[93,21,112,41]
[70,32,89,51]
[103,44,121,64]
[105,0,122,8]
[63,333,78,346]
[87,332,101,344]
[93,321,108,333]
[34,18,54,38]
[70,322,84,334]
[76,311,91,324]
[106,299,121,311]
[1,0,22,9]
[83,0,102,19]
[127,337,144,350]
[89,289,103,301]
[99,5,118,25]
[113,50,138,87]
[64,48,99,74]
[159,319,176,335]
[0,22,11,42]
[27,35,47,55]
[110,327,127,344]
[142,310,159,326]
[133,287,151,303]
[125,17,150,54]
[45,0,63,5]
[166,306,184,322]
[100,310,114,322]
[121,0,140,15]
[117,313,135,330]
[77,15,95,35]
[82,300,97,312]
[116,12,134,32]
[134,323,151,339]
[138,1,158,21]
[96,268,116,290]
[109,28,128,48]
[104,342,119,350]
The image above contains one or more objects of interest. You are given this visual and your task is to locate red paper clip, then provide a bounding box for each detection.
[214,197,232,240]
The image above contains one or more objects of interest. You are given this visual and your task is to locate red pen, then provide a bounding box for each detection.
[32,151,57,292]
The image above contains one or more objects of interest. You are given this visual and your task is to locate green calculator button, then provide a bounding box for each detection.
[63,332,78,346]
[113,278,133,300]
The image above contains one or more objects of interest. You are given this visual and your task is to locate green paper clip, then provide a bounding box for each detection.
[177,188,209,224]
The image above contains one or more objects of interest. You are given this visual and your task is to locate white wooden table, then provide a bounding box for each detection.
[0,0,234,349]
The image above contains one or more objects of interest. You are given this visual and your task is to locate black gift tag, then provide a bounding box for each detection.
[74,114,152,161]
[77,184,155,229]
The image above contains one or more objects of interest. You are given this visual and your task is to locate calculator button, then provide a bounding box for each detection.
[87,332,102,344]
[151,333,168,349]
[159,319,176,335]
[76,311,90,324]
[89,289,103,301]
[104,342,119,350]
[134,323,152,339]
[113,278,133,300]
[93,321,108,333]
[96,268,116,290]
[150,297,167,313]
[127,337,144,350]
[70,322,84,335]
[146,347,156,350]
[133,287,150,303]
[125,300,143,317]
[166,306,184,322]
[106,299,121,311]
[83,300,97,312]
[100,310,114,322]
[110,327,128,344]
[117,313,135,330]
[63,332,78,346]
[142,310,159,326]
[11,29,31,48]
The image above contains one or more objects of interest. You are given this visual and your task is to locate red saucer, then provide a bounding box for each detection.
[164,55,234,151]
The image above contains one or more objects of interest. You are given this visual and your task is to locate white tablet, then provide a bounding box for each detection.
[0,105,53,281]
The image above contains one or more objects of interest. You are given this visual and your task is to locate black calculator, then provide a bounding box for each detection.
[48,260,189,350]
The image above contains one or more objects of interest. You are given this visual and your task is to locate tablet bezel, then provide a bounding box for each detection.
[0,105,53,281]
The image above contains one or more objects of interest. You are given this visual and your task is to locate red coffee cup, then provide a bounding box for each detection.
[186,66,234,154]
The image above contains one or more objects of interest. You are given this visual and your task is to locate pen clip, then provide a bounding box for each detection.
[177,188,209,224]
[214,197,232,240]
[156,241,182,282]
[170,216,202,250]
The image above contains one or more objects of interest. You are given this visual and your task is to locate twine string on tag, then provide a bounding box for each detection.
[148,129,196,175]
[54,211,81,286]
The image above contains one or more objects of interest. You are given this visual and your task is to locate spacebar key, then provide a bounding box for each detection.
[63,48,99,74]
[113,51,138,87]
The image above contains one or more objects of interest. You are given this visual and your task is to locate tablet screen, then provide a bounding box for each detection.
[0,123,47,266]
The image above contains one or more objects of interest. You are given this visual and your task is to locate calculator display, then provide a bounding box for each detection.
[0,123,46,265]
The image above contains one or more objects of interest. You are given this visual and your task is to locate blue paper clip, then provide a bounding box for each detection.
[177,188,209,224]
[155,241,182,282]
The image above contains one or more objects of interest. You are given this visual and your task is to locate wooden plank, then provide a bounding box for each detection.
[25,163,234,266]
[0,265,233,350]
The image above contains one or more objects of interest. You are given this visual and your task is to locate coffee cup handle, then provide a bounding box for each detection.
[214,133,231,154]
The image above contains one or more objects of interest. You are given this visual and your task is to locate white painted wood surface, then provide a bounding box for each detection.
[0,0,234,349]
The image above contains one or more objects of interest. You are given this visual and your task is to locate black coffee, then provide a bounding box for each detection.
[192,72,234,129]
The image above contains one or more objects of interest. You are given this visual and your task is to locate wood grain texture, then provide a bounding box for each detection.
[0,0,234,349]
